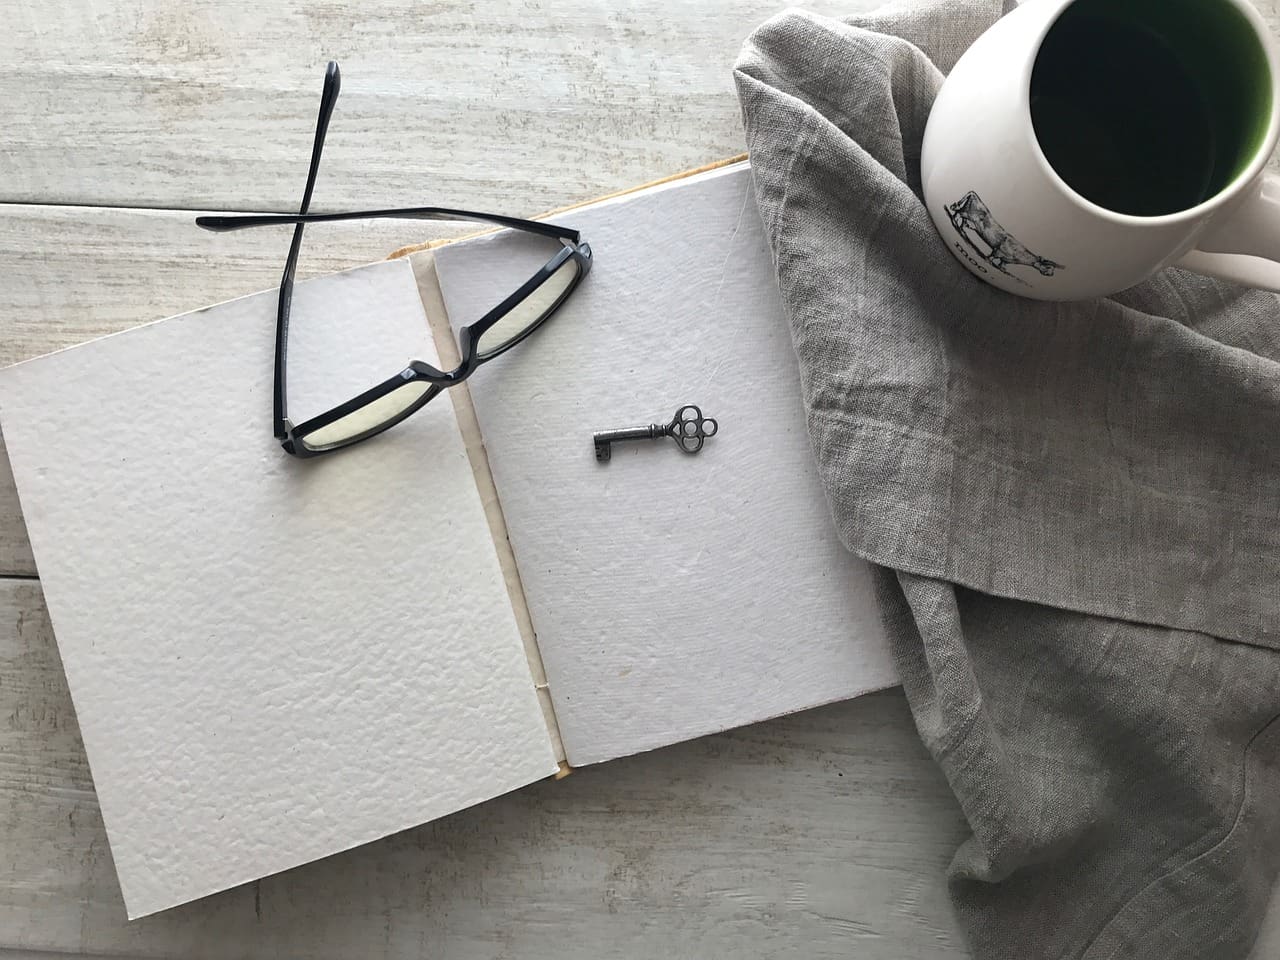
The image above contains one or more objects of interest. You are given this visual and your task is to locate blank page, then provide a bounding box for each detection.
[0,259,557,918]
[434,165,898,766]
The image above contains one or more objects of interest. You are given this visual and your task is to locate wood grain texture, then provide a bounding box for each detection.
[0,441,32,578]
[0,0,868,214]
[2,570,1279,955]
[0,579,969,958]
[0,204,476,370]
[5,0,1280,953]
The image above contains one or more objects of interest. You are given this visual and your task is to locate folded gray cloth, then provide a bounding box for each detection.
[734,2,1280,957]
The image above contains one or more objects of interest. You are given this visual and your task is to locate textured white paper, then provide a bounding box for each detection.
[0,259,557,918]
[435,165,899,766]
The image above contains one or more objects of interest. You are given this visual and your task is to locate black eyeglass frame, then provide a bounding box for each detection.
[196,61,592,457]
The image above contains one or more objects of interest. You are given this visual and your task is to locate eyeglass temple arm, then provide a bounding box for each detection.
[197,207,581,245]
[275,60,341,438]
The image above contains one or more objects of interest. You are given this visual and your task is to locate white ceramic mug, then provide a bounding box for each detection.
[921,0,1280,301]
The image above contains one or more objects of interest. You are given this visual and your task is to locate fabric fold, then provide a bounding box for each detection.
[735,3,1280,649]
[735,2,1280,956]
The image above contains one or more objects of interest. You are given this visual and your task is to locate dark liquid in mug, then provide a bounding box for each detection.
[1030,0,1272,217]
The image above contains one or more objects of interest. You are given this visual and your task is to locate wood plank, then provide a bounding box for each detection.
[0,204,473,576]
[4,577,1280,958]
[2,0,1276,215]
[7,1,1280,952]
[0,441,32,578]
[0,205,475,369]
[0,578,971,957]
[0,0,863,212]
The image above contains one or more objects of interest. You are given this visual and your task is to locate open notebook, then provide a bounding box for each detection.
[0,161,897,919]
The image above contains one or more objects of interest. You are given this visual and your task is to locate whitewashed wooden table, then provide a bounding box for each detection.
[2,2,1279,957]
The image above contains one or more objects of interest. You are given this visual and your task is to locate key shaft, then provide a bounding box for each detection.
[593,423,665,461]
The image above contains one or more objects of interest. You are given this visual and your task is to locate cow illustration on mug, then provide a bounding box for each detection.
[946,191,1064,282]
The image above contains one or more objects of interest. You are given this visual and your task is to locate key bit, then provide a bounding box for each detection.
[593,404,718,463]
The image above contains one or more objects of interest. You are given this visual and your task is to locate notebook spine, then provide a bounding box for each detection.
[405,253,570,769]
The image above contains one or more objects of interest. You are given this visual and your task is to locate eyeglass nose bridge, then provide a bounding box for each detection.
[407,358,468,384]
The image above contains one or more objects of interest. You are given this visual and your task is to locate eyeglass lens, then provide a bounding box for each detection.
[297,380,438,451]
[475,255,582,358]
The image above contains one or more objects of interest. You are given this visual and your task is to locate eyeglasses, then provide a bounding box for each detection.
[196,62,593,457]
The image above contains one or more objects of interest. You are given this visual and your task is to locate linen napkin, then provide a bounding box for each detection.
[735,2,1280,957]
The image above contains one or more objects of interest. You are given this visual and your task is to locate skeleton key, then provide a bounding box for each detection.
[593,404,718,463]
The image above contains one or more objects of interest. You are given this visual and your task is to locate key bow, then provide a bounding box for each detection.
[669,404,718,454]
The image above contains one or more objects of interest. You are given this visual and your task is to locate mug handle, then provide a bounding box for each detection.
[1174,173,1280,290]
